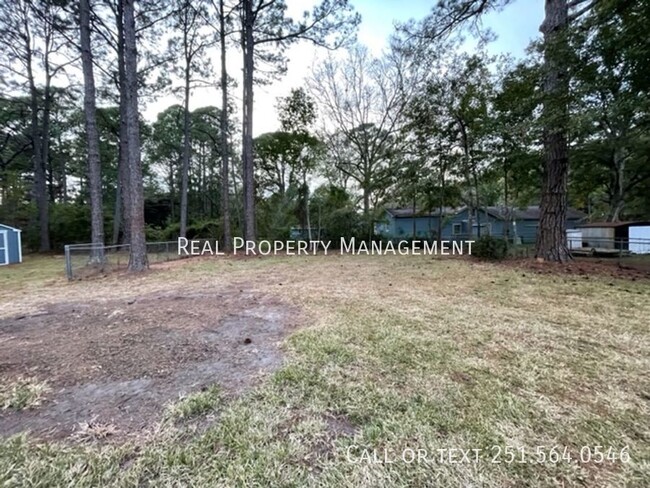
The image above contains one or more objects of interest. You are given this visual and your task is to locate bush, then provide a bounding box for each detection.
[145,224,167,242]
[472,235,508,260]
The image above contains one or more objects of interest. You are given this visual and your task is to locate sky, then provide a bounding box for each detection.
[145,0,544,136]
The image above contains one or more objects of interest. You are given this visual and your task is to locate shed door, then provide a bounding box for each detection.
[0,231,7,265]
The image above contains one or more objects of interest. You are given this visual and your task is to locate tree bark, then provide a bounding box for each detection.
[241,0,256,243]
[117,0,131,245]
[219,0,232,251]
[179,3,191,238]
[39,16,53,250]
[112,175,121,244]
[80,0,105,262]
[536,0,571,262]
[438,168,445,243]
[22,5,49,252]
[123,0,148,271]
[608,146,625,222]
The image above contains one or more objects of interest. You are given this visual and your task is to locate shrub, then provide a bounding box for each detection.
[472,235,508,260]
[145,224,167,242]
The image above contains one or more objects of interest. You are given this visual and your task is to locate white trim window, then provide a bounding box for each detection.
[452,223,462,236]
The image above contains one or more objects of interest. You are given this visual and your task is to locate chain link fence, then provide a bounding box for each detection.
[64,240,198,280]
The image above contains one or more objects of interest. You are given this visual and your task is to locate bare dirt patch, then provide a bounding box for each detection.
[0,288,300,440]
[497,256,650,281]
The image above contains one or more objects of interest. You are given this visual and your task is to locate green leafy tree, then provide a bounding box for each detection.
[239,0,359,242]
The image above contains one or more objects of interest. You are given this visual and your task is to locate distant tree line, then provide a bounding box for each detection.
[0,0,648,267]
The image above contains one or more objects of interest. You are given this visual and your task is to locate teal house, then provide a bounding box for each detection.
[375,206,586,243]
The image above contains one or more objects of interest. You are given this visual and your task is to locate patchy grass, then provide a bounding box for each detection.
[0,377,50,411]
[0,254,648,487]
[164,386,221,422]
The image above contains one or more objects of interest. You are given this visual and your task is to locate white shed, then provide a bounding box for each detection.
[629,225,650,254]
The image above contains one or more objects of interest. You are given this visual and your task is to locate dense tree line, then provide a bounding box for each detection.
[0,0,648,268]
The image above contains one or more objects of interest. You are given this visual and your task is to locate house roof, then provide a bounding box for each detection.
[386,205,586,221]
[386,207,459,218]
[508,205,586,221]
[459,205,586,221]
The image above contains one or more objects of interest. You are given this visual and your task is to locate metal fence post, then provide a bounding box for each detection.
[65,245,73,281]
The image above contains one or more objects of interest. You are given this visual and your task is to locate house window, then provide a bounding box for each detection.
[452,223,462,235]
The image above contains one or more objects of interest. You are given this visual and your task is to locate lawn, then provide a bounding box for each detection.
[0,254,648,487]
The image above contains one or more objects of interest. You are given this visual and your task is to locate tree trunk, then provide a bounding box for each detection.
[23,12,49,252]
[304,172,312,241]
[438,170,444,243]
[179,9,191,239]
[412,190,416,238]
[40,27,53,249]
[117,1,131,245]
[219,0,232,251]
[608,147,625,221]
[112,176,121,244]
[80,0,105,262]
[123,0,148,271]
[473,167,481,237]
[536,0,571,262]
[241,0,256,243]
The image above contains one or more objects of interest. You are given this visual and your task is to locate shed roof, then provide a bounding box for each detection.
[0,223,21,232]
[578,221,650,228]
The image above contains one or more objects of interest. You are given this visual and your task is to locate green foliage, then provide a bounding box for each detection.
[186,220,222,239]
[145,225,167,242]
[257,190,299,240]
[147,220,223,242]
[277,88,316,133]
[21,204,102,251]
[568,0,650,220]
[311,185,363,241]
[472,235,508,260]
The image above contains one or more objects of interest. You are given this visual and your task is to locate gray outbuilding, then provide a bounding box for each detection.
[0,223,23,265]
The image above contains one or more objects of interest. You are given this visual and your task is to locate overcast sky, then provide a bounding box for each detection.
[144,0,544,136]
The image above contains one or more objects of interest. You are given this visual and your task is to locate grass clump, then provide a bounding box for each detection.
[0,377,50,411]
[164,385,221,421]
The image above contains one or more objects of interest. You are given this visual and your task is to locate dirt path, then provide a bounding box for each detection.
[0,288,300,440]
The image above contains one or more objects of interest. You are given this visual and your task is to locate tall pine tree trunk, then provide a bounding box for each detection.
[117,1,131,245]
[80,0,104,262]
[179,1,192,239]
[179,42,191,238]
[536,0,571,262]
[23,10,49,252]
[123,0,148,271]
[241,0,256,243]
[112,176,121,244]
[219,0,231,251]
